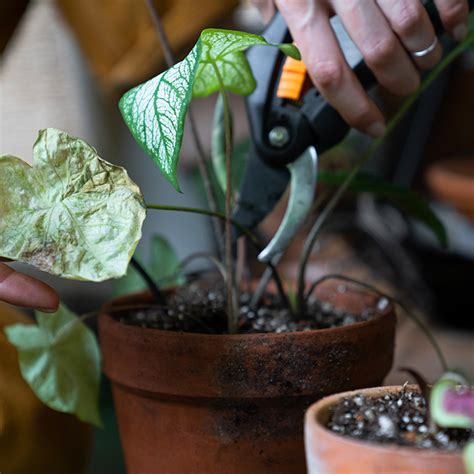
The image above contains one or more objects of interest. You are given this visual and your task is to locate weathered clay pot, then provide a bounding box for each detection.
[305,385,464,474]
[99,281,396,474]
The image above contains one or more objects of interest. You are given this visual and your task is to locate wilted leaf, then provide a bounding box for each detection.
[318,170,447,247]
[0,128,146,281]
[4,304,101,426]
[120,28,299,189]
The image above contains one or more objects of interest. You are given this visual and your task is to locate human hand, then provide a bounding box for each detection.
[0,259,59,312]
[255,0,469,136]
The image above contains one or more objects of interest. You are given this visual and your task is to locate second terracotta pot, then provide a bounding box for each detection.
[99,281,396,474]
[305,386,465,474]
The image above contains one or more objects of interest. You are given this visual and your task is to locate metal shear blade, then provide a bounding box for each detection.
[258,146,318,262]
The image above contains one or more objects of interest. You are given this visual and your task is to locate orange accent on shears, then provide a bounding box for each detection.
[276,56,307,101]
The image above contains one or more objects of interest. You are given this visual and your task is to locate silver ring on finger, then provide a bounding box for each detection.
[411,37,438,58]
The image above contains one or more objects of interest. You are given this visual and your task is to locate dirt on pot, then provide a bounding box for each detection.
[328,385,471,451]
[117,277,386,334]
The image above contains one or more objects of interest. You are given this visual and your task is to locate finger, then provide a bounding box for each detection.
[0,263,59,312]
[251,0,275,23]
[275,0,386,137]
[434,0,469,41]
[376,0,442,69]
[334,0,420,96]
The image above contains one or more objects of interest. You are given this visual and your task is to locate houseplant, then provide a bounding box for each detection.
[1,13,473,474]
[304,367,473,474]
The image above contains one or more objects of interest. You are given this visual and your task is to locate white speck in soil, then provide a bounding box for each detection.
[328,387,471,451]
[117,275,382,334]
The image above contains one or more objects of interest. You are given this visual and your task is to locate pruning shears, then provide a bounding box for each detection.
[233,0,473,263]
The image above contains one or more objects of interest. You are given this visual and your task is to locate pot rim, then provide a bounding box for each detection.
[101,288,394,341]
[305,385,464,458]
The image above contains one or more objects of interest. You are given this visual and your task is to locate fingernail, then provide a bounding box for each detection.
[367,121,386,138]
[453,23,468,42]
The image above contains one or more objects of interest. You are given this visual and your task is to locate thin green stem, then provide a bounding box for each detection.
[210,61,238,333]
[146,203,290,311]
[306,274,448,372]
[296,35,474,313]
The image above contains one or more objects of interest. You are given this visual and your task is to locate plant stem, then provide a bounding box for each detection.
[146,203,290,310]
[131,257,165,304]
[145,0,224,259]
[306,274,448,371]
[296,35,474,314]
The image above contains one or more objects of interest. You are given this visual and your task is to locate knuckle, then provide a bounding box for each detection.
[348,104,374,128]
[395,3,423,36]
[364,37,398,68]
[311,59,345,89]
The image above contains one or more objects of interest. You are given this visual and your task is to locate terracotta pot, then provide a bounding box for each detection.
[426,158,474,222]
[99,281,396,474]
[305,385,464,474]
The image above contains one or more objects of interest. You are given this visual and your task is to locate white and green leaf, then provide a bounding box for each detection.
[0,128,146,281]
[4,304,102,426]
[120,28,299,189]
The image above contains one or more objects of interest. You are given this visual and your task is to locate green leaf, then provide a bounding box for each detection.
[318,170,448,247]
[0,128,146,281]
[4,304,102,426]
[112,254,148,297]
[211,94,232,193]
[192,29,300,98]
[149,234,184,288]
[464,440,474,474]
[120,28,299,189]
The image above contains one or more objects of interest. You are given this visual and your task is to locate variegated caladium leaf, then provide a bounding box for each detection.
[119,28,299,190]
[431,371,474,429]
[0,128,146,281]
[5,304,102,426]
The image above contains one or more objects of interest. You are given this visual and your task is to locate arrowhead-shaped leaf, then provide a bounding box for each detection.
[4,304,102,426]
[119,28,299,190]
[0,128,146,281]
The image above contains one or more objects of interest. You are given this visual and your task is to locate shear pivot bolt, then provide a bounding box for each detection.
[268,126,290,148]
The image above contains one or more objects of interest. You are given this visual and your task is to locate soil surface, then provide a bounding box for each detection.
[328,386,471,451]
[116,278,384,334]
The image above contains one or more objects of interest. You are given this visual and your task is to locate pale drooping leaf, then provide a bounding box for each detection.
[4,304,102,426]
[120,28,299,189]
[0,128,146,281]
[113,234,183,296]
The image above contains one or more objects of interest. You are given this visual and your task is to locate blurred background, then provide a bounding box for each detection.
[1,0,473,472]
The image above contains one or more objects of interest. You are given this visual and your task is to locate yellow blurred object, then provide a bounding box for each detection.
[0,303,91,474]
[57,0,239,92]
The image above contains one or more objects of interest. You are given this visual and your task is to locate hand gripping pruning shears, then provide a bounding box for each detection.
[233,0,473,262]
